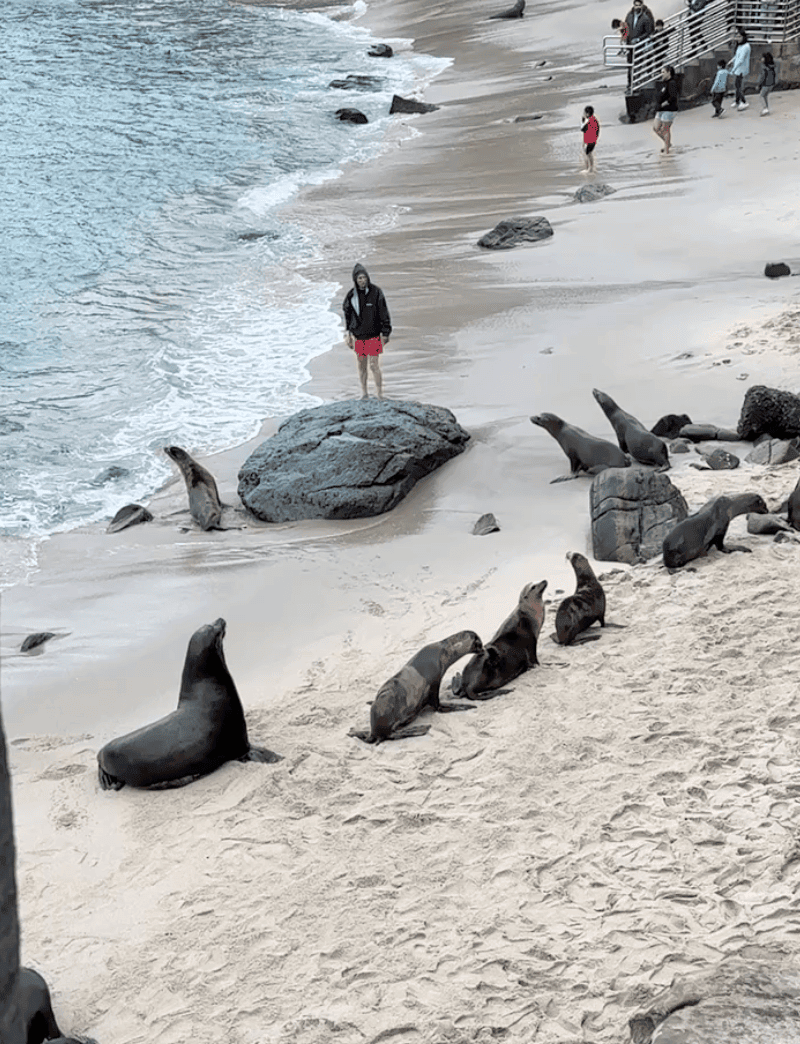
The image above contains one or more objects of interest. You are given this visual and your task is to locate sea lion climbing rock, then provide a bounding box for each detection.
[593,389,669,468]
[452,581,547,699]
[530,412,630,480]
[662,492,768,569]
[97,618,281,790]
[348,631,483,743]
[554,553,606,645]
[164,445,224,531]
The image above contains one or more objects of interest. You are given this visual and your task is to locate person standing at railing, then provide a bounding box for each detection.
[710,59,730,115]
[653,65,679,154]
[756,51,776,114]
[727,27,751,109]
[686,0,709,52]
[624,0,655,87]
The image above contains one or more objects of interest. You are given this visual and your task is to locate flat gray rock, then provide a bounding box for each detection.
[574,182,616,203]
[698,448,740,470]
[745,438,800,465]
[472,513,500,535]
[679,423,741,442]
[477,216,553,250]
[590,467,688,564]
[237,399,470,522]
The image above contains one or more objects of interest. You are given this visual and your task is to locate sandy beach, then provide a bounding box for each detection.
[4,0,800,1040]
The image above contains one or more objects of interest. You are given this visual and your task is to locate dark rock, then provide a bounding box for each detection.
[765,261,791,278]
[699,448,740,470]
[745,437,800,465]
[335,108,368,124]
[91,465,130,485]
[107,503,154,534]
[237,230,279,242]
[573,183,616,203]
[589,467,688,564]
[21,632,56,653]
[669,438,691,453]
[652,414,692,439]
[514,113,544,122]
[329,74,382,90]
[628,955,800,1044]
[477,216,553,250]
[747,512,792,535]
[237,399,470,522]
[367,44,394,58]
[679,423,741,442]
[389,95,439,114]
[472,513,500,535]
[489,0,525,16]
[737,385,800,441]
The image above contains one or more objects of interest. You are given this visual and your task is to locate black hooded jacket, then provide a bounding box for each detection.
[342,263,392,340]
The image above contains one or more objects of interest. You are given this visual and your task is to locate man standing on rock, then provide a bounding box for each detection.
[342,263,392,399]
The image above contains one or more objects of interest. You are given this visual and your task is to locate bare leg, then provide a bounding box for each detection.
[588,149,596,174]
[357,355,369,398]
[369,356,383,399]
[662,123,672,154]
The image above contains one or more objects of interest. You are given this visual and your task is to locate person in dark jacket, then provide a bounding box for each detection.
[652,65,679,154]
[342,262,392,399]
[624,0,655,43]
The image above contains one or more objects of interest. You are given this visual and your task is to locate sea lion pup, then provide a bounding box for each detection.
[553,552,606,645]
[163,445,224,531]
[530,413,629,482]
[97,618,281,790]
[592,389,669,468]
[348,631,483,744]
[662,492,768,569]
[451,580,547,699]
[106,503,153,534]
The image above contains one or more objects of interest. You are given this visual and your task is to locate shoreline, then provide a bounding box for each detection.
[5,1,800,1040]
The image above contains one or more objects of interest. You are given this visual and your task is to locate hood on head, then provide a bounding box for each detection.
[352,262,370,287]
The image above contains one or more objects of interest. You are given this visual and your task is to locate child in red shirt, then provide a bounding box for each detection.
[581,105,600,174]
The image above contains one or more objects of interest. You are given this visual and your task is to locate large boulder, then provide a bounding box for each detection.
[745,436,800,465]
[238,399,470,522]
[737,385,800,441]
[590,467,688,564]
[477,216,553,249]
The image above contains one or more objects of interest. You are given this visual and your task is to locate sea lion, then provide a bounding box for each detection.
[18,967,63,1044]
[451,580,547,699]
[97,618,281,790]
[106,503,153,534]
[789,475,800,530]
[592,389,669,468]
[553,552,606,645]
[662,492,768,569]
[747,512,792,535]
[530,413,629,481]
[163,446,223,531]
[348,631,483,744]
[20,633,56,653]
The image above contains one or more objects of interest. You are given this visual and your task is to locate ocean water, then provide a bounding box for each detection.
[0,0,448,583]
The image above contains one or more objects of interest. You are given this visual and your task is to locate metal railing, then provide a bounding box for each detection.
[603,0,798,92]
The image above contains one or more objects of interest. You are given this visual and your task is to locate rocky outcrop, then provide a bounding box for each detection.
[737,385,800,441]
[335,109,368,124]
[574,182,615,203]
[489,0,525,17]
[238,399,470,522]
[367,44,393,58]
[651,413,692,439]
[477,216,553,250]
[744,437,800,465]
[0,703,23,1044]
[765,261,791,278]
[389,95,439,114]
[628,956,800,1044]
[590,467,688,564]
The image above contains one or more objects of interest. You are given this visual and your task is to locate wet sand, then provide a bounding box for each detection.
[4,0,800,1040]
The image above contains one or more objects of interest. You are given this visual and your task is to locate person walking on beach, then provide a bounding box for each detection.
[756,51,776,115]
[710,58,729,116]
[728,27,751,110]
[580,106,600,173]
[653,65,679,154]
[342,262,392,400]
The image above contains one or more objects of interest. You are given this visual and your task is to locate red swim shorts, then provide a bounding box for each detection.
[354,336,383,357]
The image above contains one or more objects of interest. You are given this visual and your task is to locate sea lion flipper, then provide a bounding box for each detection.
[720,544,752,554]
[550,473,579,484]
[463,688,512,701]
[347,728,377,743]
[436,701,477,712]
[242,747,283,764]
[570,633,602,644]
[98,766,125,791]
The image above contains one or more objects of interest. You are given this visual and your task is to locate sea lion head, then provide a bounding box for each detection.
[530,413,562,434]
[183,618,228,683]
[164,445,190,466]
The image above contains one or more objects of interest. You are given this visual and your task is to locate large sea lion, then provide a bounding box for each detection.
[163,446,224,531]
[530,413,629,481]
[592,389,669,468]
[553,552,606,645]
[662,492,768,569]
[348,631,483,744]
[451,580,547,699]
[97,618,281,790]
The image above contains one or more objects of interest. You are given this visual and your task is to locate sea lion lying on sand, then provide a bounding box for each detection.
[452,581,547,699]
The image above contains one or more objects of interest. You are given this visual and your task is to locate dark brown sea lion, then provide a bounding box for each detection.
[451,580,547,699]
[97,618,281,790]
[348,631,483,744]
[789,474,800,530]
[662,492,768,569]
[20,633,56,653]
[592,389,669,468]
[163,446,223,531]
[106,503,153,534]
[554,552,606,645]
[530,412,629,482]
